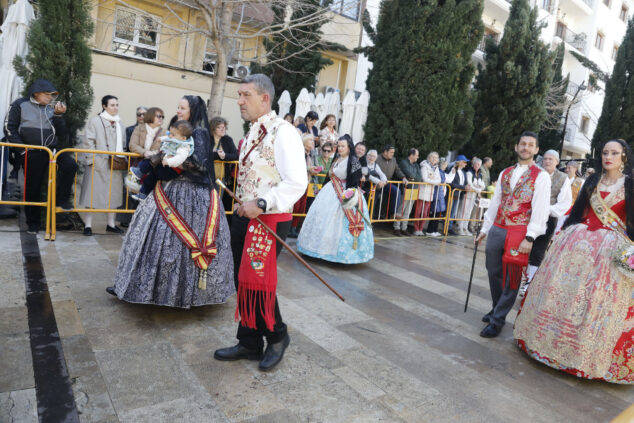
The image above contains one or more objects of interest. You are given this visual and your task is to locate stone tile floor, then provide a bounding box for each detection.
[1,218,632,422]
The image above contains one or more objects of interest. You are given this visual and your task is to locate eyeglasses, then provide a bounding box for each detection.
[137,112,145,117]
[156,115,164,119]
[323,149,332,153]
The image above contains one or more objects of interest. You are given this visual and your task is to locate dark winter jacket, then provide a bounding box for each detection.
[5,79,66,149]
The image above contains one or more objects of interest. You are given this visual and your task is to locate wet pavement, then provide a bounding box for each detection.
[1,217,631,423]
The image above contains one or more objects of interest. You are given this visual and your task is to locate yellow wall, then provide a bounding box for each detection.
[88,54,245,142]
[86,0,362,138]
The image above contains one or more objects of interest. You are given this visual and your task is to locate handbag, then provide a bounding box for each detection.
[501,226,529,290]
[100,117,128,170]
[109,155,128,170]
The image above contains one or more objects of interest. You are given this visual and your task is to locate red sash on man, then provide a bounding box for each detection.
[154,182,221,289]
[236,213,291,331]
[330,174,364,249]
[494,164,541,289]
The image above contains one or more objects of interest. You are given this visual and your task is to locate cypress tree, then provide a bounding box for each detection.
[468,0,555,172]
[361,0,483,156]
[14,0,94,148]
[591,18,634,152]
[539,43,569,153]
[251,1,346,115]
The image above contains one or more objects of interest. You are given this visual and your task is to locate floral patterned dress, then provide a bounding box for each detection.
[297,158,374,264]
[514,179,633,383]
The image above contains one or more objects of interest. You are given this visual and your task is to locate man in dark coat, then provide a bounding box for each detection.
[5,79,77,234]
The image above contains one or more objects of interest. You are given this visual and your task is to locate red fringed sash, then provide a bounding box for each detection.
[154,182,221,289]
[330,175,364,248]
[236,213,291,331]
[497,224,528,290]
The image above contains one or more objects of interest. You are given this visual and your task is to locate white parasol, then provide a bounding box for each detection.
[351,91,370,144]
[0,0,35,139]
[277,90,292,118]
[339,90,356,139]
[294,88,311,121]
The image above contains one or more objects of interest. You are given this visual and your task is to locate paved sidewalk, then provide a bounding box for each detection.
[1,220,631,422]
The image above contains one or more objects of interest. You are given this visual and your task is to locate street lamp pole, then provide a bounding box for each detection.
[559,81,587,158]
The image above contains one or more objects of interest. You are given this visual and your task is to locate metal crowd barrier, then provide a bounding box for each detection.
[368,180,452,228]
[0,142,54,240]
[50,148,141,241]
[444,188,487,236]
[2,147,488,241]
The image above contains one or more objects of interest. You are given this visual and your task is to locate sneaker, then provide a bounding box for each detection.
[58,200,73,211]
[430,232,442,237]
[131,192,147,202]
[125,174,142,194]
[106,225,124,234]
[130,167,144,179]
[26,224,39,235]
[413,231,424,236]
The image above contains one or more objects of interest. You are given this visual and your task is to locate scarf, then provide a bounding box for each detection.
[144,123,161,151]
[99,111,123,156]
[236,213,291,331]
[154,182,221,289]
[331,173,364,249]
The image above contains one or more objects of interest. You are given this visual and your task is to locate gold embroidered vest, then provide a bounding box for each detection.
[235,114,290,213]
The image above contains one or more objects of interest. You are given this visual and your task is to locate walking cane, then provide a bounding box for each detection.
[216,179,345,302]
[464,203,485,312]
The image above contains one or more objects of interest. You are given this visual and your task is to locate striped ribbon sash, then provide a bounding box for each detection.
[154,182,221,289]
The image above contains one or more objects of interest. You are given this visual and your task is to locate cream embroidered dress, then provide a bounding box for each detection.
[514,178,634,383]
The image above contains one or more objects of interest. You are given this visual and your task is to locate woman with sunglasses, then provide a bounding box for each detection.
[315,142,334,184]
[128,107,166,160]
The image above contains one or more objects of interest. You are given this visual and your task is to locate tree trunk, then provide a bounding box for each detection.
[207,3,234,119]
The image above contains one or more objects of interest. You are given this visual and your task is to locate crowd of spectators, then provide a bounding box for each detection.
[5,96,593,241]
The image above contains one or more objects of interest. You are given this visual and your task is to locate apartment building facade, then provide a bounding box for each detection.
[0,0,364,141]
[477,0,632,158]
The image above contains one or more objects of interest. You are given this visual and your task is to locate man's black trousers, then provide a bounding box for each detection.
[528,216,558,267]
[230,214,290,349]
[23,150,77,227]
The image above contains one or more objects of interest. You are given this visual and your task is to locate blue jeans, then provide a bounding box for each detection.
[138,159,179,195]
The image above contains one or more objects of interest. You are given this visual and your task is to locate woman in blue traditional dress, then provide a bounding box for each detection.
[297,135,374,263]
[107,96,235,308]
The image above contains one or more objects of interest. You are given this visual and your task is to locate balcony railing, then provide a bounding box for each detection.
[477,34,500,52]
[564,127,577,142]
[566,81,583,96]
[556,25,588,53]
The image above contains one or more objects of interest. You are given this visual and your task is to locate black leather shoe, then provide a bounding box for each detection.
[106,286,117,296]
[482,314,491,323]
[214,344,263,361]
[400,230,412,237]
[106,225,124,234]
[259,334,290,371]
[480,323,503,338]
[83,227,93,236]
[58,200,73,211]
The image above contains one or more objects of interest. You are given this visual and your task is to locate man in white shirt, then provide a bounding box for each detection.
[475,132,551,338]
[214,74,307,371]
[520,149,572,296]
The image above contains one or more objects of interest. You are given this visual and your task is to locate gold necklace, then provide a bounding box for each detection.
[600,175,622,186]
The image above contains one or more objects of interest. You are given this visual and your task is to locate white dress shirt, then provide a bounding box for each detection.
[258,117,308,213]
[481,163,551,239]
[550,174,572,219]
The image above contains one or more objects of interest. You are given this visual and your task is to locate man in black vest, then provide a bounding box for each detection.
[521,149,572,296]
